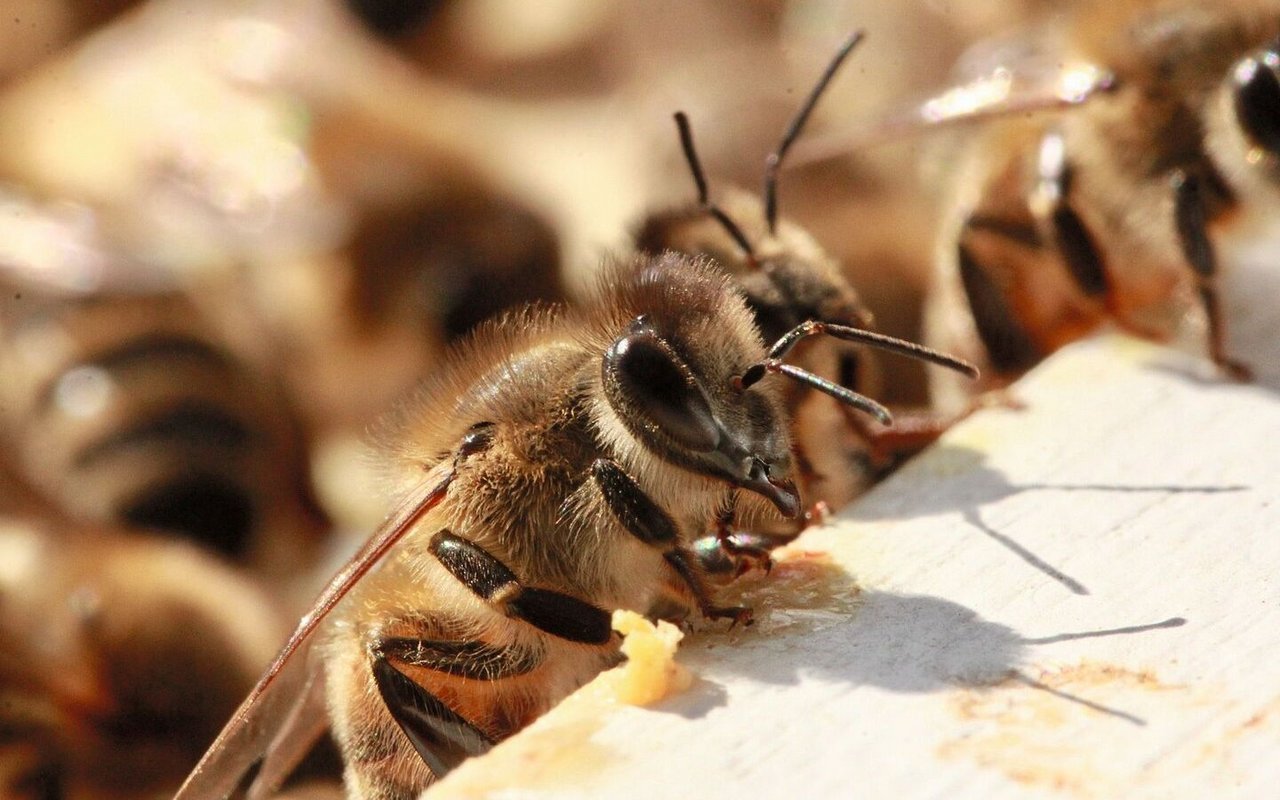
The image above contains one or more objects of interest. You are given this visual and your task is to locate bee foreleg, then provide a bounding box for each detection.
[590,458,678,546]
[663,550,753,627]
[591,459,752,626]
[370,653,494,779]
[1051,199,1110,297]
[691,505,796,580]
[1172,170,1252,380]
[429,530,614,645]
[956,237,1043,375]
[1038,149,1110,299]
[708,499,779,576]
[840,405,992,470]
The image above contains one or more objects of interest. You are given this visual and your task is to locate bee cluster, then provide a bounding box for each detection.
[0,1,1274,798]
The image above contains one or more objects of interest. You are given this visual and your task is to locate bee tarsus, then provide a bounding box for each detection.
[662,548,754,628]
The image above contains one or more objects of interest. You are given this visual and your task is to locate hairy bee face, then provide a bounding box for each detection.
[602,315,797,517]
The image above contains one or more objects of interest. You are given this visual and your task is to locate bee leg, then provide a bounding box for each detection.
[708,500,777,577]
[841,395,1019,471]
[691,528,793,581]
[956,232,1043,375]
[1048,194,1110,302]
[592,459,752,626]
[429,530,614,645]
[1172,170,1253,381]
[664,549,753,627]
[1033,131,1111,303]
[696,496,834,576]
[792,445,824,498]
[370,653,495,778]
[839,345,977,464]
[836,400,937,468]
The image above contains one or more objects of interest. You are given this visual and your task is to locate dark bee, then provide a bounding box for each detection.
[0,518,283,798]
[275,169,565,437]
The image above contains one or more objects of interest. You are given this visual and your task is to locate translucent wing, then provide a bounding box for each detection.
[790,31,1114,166]
[246,666,330,800]
[173,463,457,800]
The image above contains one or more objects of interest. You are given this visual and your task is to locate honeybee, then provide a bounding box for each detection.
[0,517,283,798]
[636,33,980,523]
[0,194,326,573]
[923,0,1280,408]
[174,251,975,800]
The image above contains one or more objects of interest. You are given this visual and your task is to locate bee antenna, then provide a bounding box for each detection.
[737,318,981,423]
[754,320,980,378]
[763,30,864,235]
[740,361,892,425]
[673,111,756,259]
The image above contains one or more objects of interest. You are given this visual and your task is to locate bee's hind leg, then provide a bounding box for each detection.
[1172,169,1252,381]
[368,522,613,781]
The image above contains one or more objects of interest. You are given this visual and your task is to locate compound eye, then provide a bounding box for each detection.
[604,334,720,452]
[1233,49,1280,156]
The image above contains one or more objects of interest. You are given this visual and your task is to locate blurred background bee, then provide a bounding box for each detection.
[917,0,1280,410]
[0,190,329,574]
[0,518,284,799]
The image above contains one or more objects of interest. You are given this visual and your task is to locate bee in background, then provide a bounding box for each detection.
[924,0,1280,409]
[173,251,976,800]
[258,141,568,533]
[636,32,980,545]
[0,196,326,574]
[267,168,565,441]
[0,518,284,798]
[346,185,562,347]
[340,0,447,41]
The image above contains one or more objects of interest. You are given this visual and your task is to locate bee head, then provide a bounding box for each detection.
[598,254,799,517]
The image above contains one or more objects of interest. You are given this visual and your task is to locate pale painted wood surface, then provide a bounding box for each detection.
[427,307,1280,799]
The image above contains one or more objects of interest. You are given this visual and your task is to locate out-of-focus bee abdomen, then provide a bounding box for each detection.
[348,187,563,345]
[0,290,311,563]
[0,518,283,797]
